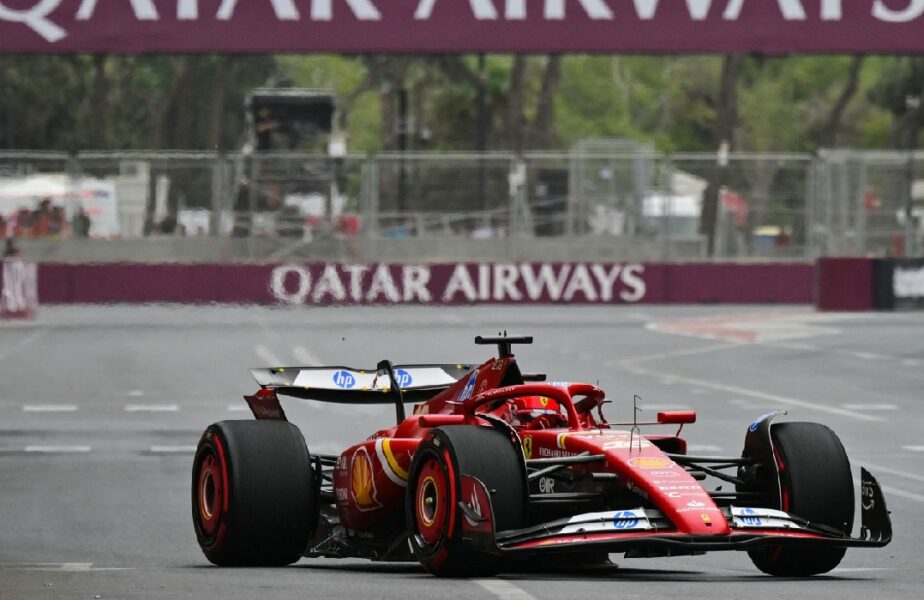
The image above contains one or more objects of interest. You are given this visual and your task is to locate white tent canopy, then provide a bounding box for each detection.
[0,174,120,238]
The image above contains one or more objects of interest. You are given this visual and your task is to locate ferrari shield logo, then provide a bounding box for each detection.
[522,436,533,459]
[350,447,382,511]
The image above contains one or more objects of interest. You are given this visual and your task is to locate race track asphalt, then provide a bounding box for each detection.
[1,304,922,599]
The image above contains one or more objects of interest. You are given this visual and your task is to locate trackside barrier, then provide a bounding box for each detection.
[816,257,924,311]
[0,259,39,319]
[35,262,813,306]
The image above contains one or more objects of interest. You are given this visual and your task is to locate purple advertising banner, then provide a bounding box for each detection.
[35,261,814,305]
[2,1,924,54]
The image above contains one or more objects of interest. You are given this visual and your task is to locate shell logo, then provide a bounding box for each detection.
[628,457,673,469]
[350,447,381,511]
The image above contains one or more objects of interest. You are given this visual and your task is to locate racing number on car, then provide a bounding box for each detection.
[522,436,533,459]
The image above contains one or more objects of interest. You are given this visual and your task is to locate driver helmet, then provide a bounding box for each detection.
[512,395,560,422]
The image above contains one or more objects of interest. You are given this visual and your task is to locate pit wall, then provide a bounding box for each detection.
[35,262,814,306]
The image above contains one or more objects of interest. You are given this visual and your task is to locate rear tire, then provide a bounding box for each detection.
[748,422,854,576]
[406,426,527,577]
[192,420,316,566]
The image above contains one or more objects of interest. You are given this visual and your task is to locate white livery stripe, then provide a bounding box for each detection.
[375,438,407,488]
[22,405,77,412]
[124,404,178,412]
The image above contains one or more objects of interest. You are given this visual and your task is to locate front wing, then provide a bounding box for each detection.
[460,467,892,557]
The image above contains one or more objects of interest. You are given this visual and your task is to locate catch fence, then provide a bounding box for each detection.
[1,149,920,261]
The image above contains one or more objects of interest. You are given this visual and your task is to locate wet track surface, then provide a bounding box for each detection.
[1,305,923,599]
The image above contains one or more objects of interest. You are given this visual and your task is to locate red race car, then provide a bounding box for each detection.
[191,335,891,576]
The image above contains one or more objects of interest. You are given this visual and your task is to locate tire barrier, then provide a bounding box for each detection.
[34,261,813,306]
[0,259,38,319]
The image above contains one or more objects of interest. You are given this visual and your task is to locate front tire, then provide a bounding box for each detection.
[192,420,317,566]
[748,422,854,576]
[406,426,527,577]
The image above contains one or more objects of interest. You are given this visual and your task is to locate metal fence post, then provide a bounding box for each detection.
[661,154,673,260]
[209,153,223,237]
[805,156,818,259]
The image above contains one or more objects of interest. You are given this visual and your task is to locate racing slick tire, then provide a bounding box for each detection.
[192,420,317,566]
[406,425,527,577]
[748,422,854,576]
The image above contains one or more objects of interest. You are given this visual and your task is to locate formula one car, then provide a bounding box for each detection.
[192,335,892,576]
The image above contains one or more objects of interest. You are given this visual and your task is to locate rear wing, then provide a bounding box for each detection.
[251,363,474,404]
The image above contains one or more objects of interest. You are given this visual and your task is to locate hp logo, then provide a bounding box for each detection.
[739,508,762,526]
[613,511,640,529]
[332,370,356,389]
[394,369,413,388]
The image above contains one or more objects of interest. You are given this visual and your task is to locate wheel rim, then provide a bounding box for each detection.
[415,456,448,546]
[197,452,223,536]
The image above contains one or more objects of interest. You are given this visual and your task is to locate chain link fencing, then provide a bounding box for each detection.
[1,149,921,260]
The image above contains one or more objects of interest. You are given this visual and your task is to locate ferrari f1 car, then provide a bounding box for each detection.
[192,335,892,576]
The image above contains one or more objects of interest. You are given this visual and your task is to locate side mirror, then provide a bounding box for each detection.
[657,411,697,425]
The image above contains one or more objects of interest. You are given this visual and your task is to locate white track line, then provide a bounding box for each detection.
[845,351,892,361]
[761,342,818,351]
[863,463,924,484]
[124,404,178,412]
[24,446,91,453]
[473,579,539,600]
[622,362,883,422]
[880,485,924,504]
[227,404,249,412]
[255,344,284,366]
[293,346,322,366]
[22,405,77,412]
[641,404,691,411]
[0,563,134,572]
[903,445,924,452]
[611,343,738,366]
[842,403,898,411]
[688,444,723,452]
[620,343,884,423]
[149,446,197,454]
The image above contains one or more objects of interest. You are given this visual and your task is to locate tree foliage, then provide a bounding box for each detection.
[0,53,912,153]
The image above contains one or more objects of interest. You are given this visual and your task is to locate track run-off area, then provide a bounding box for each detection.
[1,304,922,600]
